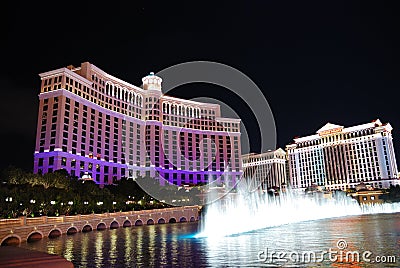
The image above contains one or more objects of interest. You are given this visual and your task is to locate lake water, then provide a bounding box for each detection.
[19,212,400,267]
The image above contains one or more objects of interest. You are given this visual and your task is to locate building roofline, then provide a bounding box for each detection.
[292,119,387,143]
[161,95,220,107]
[89,62,145,92]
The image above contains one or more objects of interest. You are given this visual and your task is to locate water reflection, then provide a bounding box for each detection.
[136,225,143,264]
[81,233,89,267]
[18,213,400,267]
[148,226,156,265]
[63,237,74,262]
[158,224,167,265]
[124,227,132,264]
[110,230,117,266]
[94,230,103,267]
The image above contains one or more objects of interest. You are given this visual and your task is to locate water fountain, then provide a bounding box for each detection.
[195,182,400,238]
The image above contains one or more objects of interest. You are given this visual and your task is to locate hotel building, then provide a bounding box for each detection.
[241,148,287,191]
[33,62,242,186]
[286,119,399,191]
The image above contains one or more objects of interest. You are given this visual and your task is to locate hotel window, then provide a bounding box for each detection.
[49,157,54,166]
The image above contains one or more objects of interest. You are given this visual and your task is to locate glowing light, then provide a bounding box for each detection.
[196,186,400,238]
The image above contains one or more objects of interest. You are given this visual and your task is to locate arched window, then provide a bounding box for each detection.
[106,82,113,95]
[139,95,143,107]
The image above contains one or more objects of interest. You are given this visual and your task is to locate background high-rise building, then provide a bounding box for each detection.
[33,62,242,186]
[241,148,287,191]
[286,119,399,190]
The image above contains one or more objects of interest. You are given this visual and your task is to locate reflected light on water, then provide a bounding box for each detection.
[63,237,74,262]
[147,226,157,265]
[17,215,400,267]
[46,243,55,255]
[159,225,168,265]
[110,230,117,266]
[81,233,89,267]
[136,226,144,264]
[94,231,103,267]
[124,227,132,264]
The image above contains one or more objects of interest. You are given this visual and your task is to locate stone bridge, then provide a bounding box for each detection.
[0,206,200,246]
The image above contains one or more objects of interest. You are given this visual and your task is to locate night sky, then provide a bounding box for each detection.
[1,1,400,171]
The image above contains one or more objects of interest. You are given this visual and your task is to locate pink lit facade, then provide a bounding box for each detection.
[33,62,242,186]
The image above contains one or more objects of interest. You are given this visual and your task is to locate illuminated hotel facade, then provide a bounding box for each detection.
[286,119,399,191]
[33,62,242,186]
[242,149,287,191]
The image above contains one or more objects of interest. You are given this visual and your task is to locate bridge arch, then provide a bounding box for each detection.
[134,219,143,226]
[110,221,120,229]
[96,222,107,231]
[179,217,187,223]
[67,226,78,235]
[190,216,196,222]
[157,218,166,224]
[82,224,93,233]
[1,234,21,246]
[123,219,132,227]
[27,231,43,243]
[168,217,177,223]
[146,219,155,225]
[48,228,62,238]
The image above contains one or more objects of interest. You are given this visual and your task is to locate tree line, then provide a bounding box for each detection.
[0,166,179,219]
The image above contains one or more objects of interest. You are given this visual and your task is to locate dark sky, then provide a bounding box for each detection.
[1,1,400,171]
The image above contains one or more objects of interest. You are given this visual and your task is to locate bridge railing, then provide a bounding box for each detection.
[0,218,23,227]
[46,217,64,224]
[26,217,46,225]
[80,214,95,221]
[0,206,200,228]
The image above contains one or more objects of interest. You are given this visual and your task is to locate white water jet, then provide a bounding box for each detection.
[195,185,400,238]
